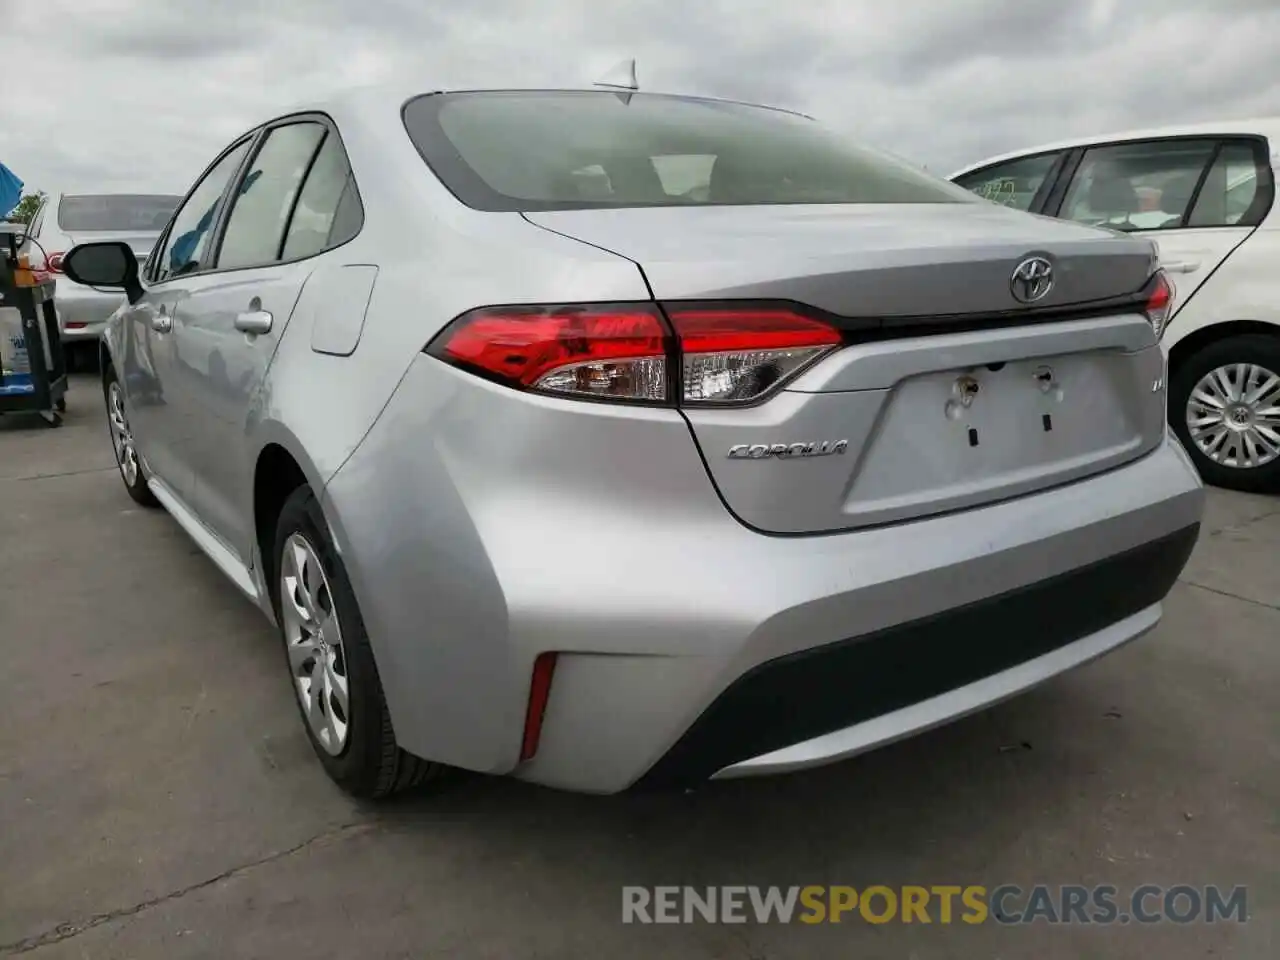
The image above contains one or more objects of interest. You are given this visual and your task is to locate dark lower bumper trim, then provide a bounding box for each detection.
[633,523,1199,791]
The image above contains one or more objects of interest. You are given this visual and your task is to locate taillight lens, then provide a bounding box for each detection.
[668,307,842,404]
[426,302,843,406]
[45,251,65,273]
[428,305,669,402]
[1144,270,1173,340]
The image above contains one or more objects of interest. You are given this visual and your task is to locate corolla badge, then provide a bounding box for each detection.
[1010,256,1054,304]
[727,440,849,460]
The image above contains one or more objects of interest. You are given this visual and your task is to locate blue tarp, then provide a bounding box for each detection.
[0,162,22,219]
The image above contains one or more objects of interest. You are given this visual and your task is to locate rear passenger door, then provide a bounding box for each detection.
[1049,136,1274,316]
[172,115,363,561]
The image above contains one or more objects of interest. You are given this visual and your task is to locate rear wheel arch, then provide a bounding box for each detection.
[254,442,311,592]
[1167,318,1280,374]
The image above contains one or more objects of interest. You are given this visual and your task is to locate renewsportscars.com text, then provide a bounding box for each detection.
[622,884,1248,925]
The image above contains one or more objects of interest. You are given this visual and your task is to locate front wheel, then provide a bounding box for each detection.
[1170,334,1280,493]
[103,367,159,506]
[272,486,442,798]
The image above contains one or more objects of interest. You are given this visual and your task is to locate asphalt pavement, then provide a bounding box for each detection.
[1,374,1277,959]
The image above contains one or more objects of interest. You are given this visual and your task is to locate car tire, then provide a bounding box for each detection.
[272,486,442,799]
[102,365,159,507]
[1169,334,1280,493]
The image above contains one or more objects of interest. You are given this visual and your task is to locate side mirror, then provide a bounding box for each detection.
[62,241,143,304]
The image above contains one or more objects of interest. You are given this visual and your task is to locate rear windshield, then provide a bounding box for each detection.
[402,91,970,212]
[57,194,182,232]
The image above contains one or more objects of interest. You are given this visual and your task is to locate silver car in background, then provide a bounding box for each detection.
[22,192,180,365]
[63,84,1204,799]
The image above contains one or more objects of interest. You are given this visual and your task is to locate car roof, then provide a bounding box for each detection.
[281,77,815,127]
[948,117,1280,180]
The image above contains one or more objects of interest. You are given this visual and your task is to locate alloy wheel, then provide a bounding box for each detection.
[107,381,140,486]
[279,533,350,755]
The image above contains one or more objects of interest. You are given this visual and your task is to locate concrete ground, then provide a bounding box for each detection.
[1,373,1276,960]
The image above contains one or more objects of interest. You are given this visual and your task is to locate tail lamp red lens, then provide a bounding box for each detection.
[426,303,843,406]
[1144,270,1173,340]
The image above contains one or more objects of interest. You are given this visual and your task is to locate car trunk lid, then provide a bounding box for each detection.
[524,203,1157,318]
[527,203,1167,534]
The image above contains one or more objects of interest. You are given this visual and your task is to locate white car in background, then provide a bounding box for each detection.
[951,119,1280,492]
[21,192,181,368]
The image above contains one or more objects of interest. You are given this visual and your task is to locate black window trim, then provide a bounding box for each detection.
[208,118,328,272]
[950,148,1068,214]
[1041,146,1083,217]
[1041,133,1274,230]
[275,130,330,262]
[147,110,365,288]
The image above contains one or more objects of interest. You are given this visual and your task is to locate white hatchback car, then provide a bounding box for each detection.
[951,119,1280,492]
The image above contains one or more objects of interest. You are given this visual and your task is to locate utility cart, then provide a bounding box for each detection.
[0,231,67,426]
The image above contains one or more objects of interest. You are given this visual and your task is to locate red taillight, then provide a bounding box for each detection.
[430,305,669,402]
[45,251,65,273]
[1144,270,1173,340]
[426,302,843,406]
[667,306,842,404]
[520,652,558,762]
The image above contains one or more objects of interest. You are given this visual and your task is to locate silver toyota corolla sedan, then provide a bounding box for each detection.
[62,83,1204,799]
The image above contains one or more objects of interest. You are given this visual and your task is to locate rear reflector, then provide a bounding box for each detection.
[426,302,843,406]
[520,652,558,762]
[65,322,87,330]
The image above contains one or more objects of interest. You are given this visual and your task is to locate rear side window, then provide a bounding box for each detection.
[1058,139,1217,231]
[402,91,972,211]
[1189,141,1274,227]
[281,131,363,260]
[57,194,181,232]
[952,152,1063,212]
[216,122,327,270]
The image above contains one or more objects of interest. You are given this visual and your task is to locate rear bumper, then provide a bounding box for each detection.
[638,523,1195,789]
[323,358,1205,795]
[52,279,123,341]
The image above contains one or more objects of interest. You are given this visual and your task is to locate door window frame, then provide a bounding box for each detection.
[951,149,1068,214]
[210,120,329,272]
[1042,134,1275,230]
[145,111,365,289]
[146,132,262,285]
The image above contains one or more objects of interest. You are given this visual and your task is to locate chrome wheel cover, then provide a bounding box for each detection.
[106,382,140,487]
[280,533,350,755]
[1186,363,1280,470]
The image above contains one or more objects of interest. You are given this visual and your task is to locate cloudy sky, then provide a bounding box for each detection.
[1,0,1277,198]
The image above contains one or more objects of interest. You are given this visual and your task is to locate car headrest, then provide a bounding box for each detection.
[1088,175,1140,215]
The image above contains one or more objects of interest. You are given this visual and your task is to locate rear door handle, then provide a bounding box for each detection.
[1162,260,1201,274]
[234,310,273,335]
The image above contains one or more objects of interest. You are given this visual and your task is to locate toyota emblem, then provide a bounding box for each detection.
[1011,256,1054,304]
